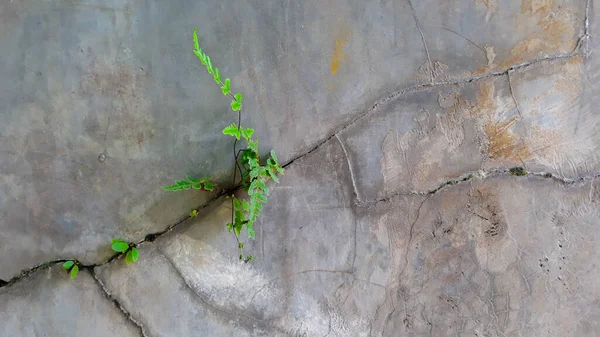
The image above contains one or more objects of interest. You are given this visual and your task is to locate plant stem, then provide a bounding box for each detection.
[230,95,243,258]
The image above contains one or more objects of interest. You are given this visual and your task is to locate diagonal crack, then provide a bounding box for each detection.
[0,23,591,288]
[156,245,287,335]
[89,268,150,337]
[0,260,69,289]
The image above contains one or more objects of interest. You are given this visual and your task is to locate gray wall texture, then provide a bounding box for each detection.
[2,0,600,336]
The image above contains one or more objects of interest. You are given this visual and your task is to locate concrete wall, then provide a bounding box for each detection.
[2,0,600,336]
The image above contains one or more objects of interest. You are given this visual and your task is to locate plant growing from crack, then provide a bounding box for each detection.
[111,239,139,264]
[62,260,79,279]
[163,28,284,262]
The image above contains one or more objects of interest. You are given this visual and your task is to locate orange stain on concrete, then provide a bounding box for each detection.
[330,34,350,75]
[471,82,531,161]
[483,117,531,161]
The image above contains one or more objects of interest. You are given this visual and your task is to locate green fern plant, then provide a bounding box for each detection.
[111,239,139,264]
[162,28,284,262]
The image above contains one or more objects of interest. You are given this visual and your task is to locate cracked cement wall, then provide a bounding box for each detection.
[2,0,600,336]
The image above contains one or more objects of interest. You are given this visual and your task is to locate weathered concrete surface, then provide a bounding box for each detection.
[414,0,586,81]
[95,243,277,337]
[0,265,140,337]
[95,140,600,336]
[2,0,600,336]
[0,0,427,279]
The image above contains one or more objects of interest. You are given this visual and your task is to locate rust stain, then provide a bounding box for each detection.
[470,81,496,118]
[330,32,350,75]
[483,118,530,160]
[472,82,531,161]
[521,0,553,15]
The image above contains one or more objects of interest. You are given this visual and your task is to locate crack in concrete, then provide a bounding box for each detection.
[408,0,434,84]
[157,245,287,335]
[0,25,591,288]
[89,268,150,337]
[585,0,591,56]
[335,134,362,203]
[0,259,69,290]
[360,169,600,207]
[0,193,235,289]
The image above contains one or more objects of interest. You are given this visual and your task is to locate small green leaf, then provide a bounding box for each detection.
[266,166,280,183]
[191,182,202,189]
[190,209,198,217]
[125,250,133,264]
[213,67,220,83]
[238,242,244,249]
[249,158,259,170]
[256,192,268,203]
[193,50,203,59]
[206,55,213,72]
[70,265,79,279]
[247,227,255,239]
[234,93,243,103]
[239,254,243,260]
[203,182,215,191]
[131,247,139,262]
[241,200,250,210]
[234,224,242,237]
[256,180,268,194]
[247,139,259,152]
[226,222,233,233]
[223,123,241,140]
[244,255,254,263]
[270,150,279,163]
[112,241,129,253]
[221,78,231,95]
[231,100,242,111]
[240,128,254,140]
[233,198,242,210]
[62,260,74,270]
[192,28,200,51]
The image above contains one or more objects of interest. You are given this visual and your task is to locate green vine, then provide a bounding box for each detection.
[163,28,284,262]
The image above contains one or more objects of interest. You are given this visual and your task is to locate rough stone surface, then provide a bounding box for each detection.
[2,0,600,336]
[0,265,140,337]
